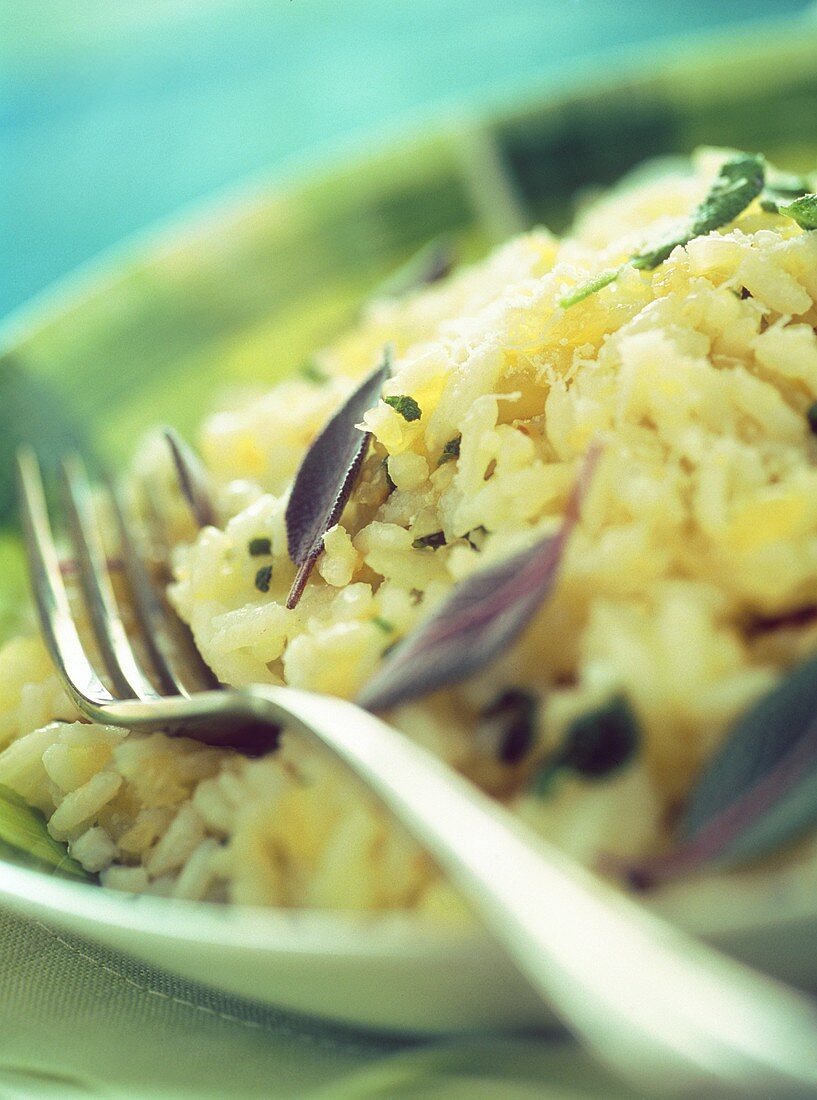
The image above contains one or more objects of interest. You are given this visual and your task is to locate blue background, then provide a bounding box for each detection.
[2,0,811,319]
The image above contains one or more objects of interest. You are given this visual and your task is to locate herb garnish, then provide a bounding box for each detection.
[248,537,272,556]
[373,236,455,299]
[561,152,765,309]
[372,616,394,633]
[285,351,391,609]
[381,457,396,494]
[776,194,817,231]
[0,784,90,880]
[465,526,488,551]
[479,689,538,765]
[616,649,817,888]
[254,564,272,593]
[533,695,639,793]
[759,168,814,214]
[357,444,600,712]
[560,268,621,310]
[438,437,461,465]
[412,531,446,550]
[384,395,422,422]
[164,428,217,528]
[807,402,817,435]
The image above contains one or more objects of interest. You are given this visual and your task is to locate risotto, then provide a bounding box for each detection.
[2,148,817,912]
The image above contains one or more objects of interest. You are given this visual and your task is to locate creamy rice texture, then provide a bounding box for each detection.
[2,149,817,909]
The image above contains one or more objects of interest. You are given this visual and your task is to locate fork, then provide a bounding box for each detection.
[16,445,817,1098]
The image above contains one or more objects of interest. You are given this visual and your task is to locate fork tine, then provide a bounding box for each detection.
[107,476,220,697]
[16,446,115,711]
[59,453,162,703]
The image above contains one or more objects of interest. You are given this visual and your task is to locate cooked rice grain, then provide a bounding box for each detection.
[2,149,817,910]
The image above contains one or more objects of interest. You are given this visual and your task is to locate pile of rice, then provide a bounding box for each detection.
[2,149,817,912]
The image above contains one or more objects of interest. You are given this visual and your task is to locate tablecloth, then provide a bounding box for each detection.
[0,903,646,1098]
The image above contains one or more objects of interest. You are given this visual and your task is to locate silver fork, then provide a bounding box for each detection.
[16,445,817,1098]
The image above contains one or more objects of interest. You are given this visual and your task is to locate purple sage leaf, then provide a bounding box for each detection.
[374,235,456,300]
[285,351,391,609]
[357,444,601,712]
[614,649,817,888]
[164,428,217,528]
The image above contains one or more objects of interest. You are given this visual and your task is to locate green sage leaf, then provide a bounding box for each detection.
[561,152,765,309]
[0,783,90,880]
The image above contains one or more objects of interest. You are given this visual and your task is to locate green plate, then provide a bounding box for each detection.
[1,21,816,627]
[1,21,817,1031]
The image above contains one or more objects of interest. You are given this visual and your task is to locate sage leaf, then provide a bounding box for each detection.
[164,427,217,528]
[630,152,765,270]
[561,152,765,309]
[285,350,391,608]
[617,650,817,887]
[0,783,91,880]
[357,445,600,712]
[373,235,455,300]
[777,194,817,231]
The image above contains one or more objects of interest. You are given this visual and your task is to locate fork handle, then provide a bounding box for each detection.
[245,686,817,1098]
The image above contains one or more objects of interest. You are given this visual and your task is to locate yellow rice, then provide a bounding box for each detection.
[2,148,817,913]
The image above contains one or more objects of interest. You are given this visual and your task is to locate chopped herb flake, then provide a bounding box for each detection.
[248,537,272,556]
[412,531,446,550]
[381,457,396,494]
[254,564,273,593]
[560,267,623,309]
[808,403,817,435]
[534,694,639,793]
[465,525,488,551]
[372,616,394,633]
[384,395,422,422]
[480,689,538,765]
[438,437,461,465]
